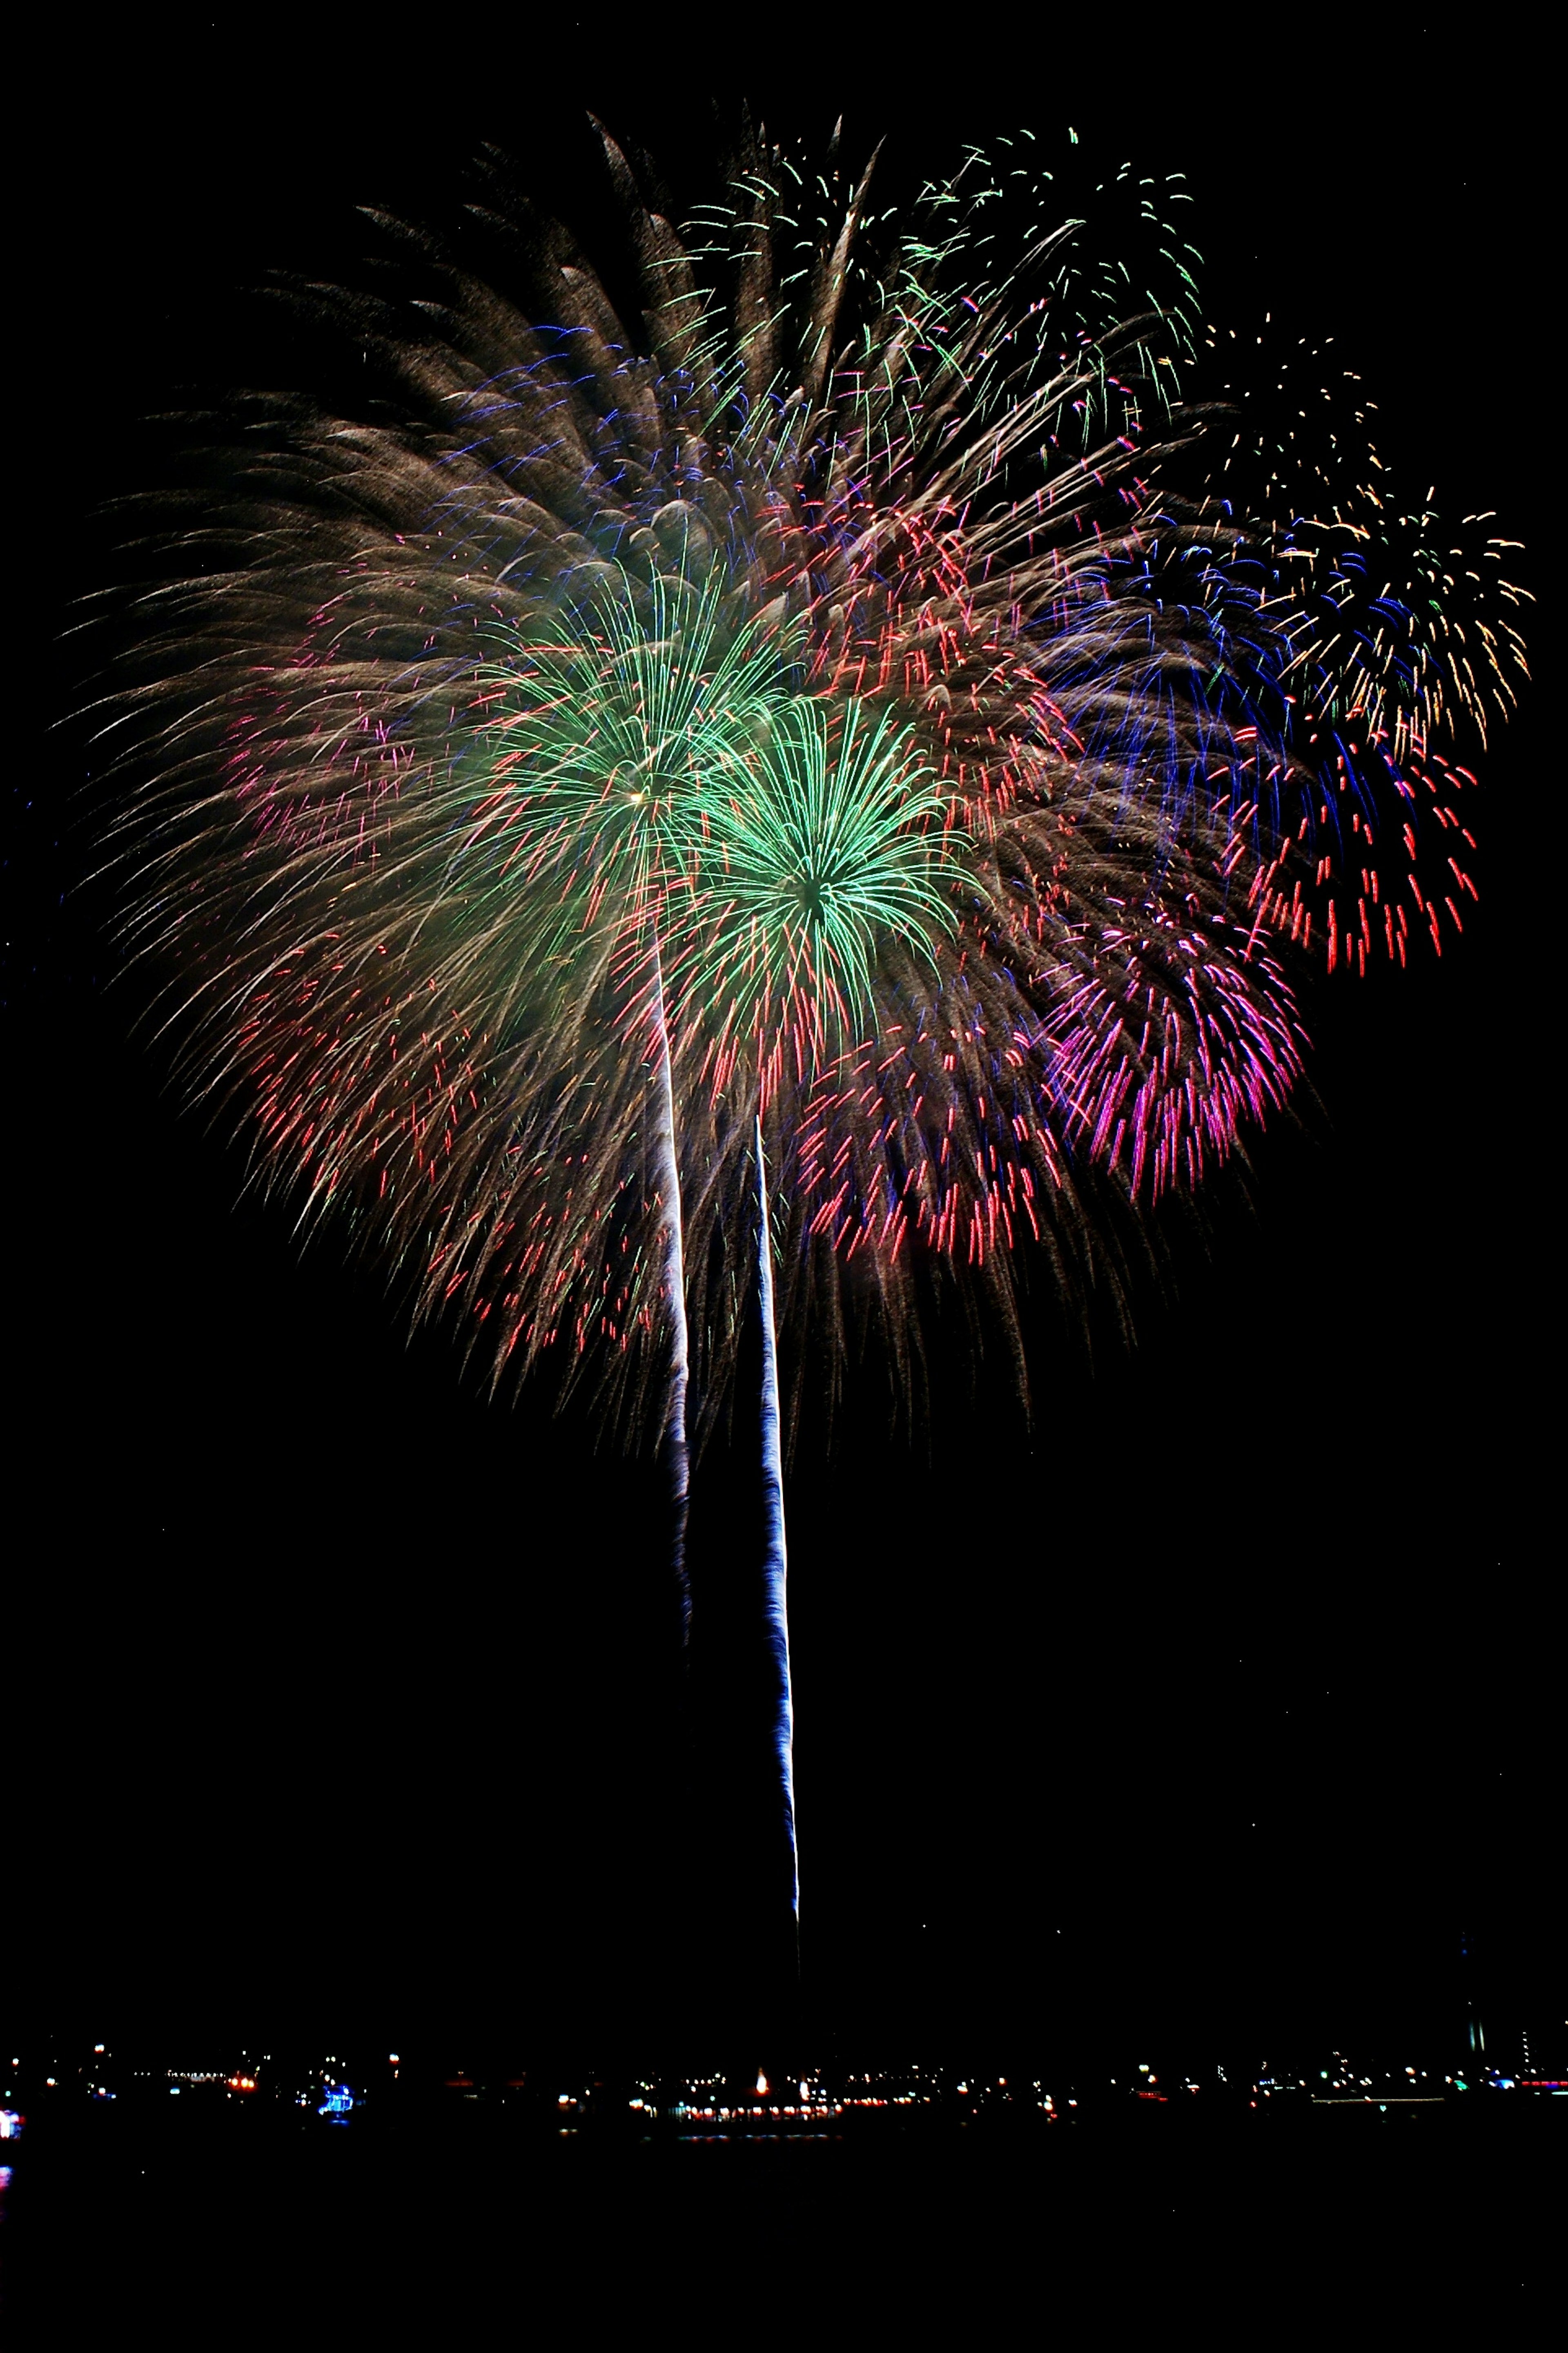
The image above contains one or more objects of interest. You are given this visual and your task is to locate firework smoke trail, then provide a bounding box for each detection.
[650,933,691,1646]
[102,117,1524,1969]
[754,1115,797,1949]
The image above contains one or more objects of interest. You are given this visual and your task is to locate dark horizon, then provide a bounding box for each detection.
[8,29,1552,2073]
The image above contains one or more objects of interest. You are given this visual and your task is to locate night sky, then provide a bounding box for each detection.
[9,24,1553,2071]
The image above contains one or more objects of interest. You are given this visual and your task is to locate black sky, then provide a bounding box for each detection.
[7,18,1555,2069]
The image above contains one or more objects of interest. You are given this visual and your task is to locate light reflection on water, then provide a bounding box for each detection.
[675,2133,840,2144]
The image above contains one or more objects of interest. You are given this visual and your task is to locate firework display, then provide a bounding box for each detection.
[116,123,1525,1437]
[102,117,1525,1951]
[105,136,1528,1445]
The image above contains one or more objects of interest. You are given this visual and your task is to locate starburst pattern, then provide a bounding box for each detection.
[105,122,1523,1434]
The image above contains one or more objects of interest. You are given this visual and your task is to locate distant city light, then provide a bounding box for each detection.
[3,2042,1561,2146]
